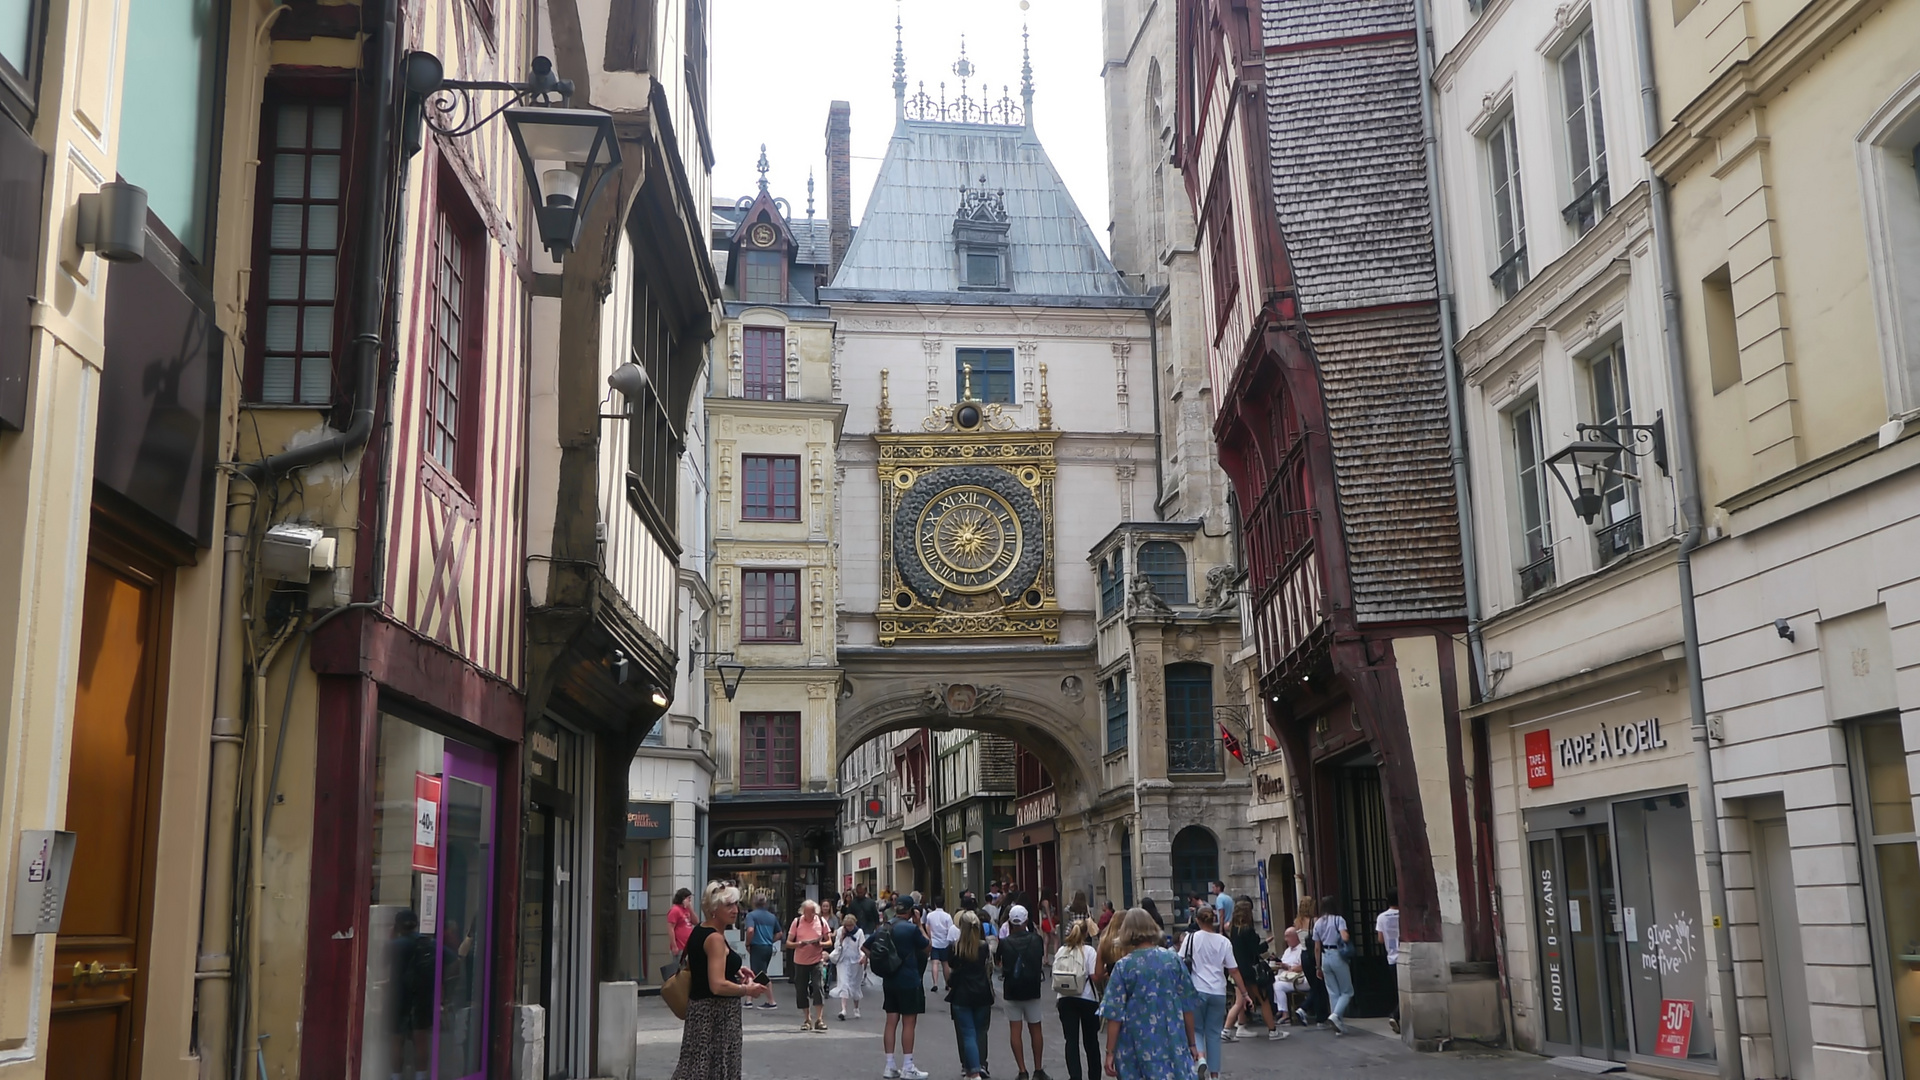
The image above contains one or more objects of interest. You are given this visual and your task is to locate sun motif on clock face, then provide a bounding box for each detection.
[914,485,1022,593]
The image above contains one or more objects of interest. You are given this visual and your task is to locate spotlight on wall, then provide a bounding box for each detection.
[651,688,671,708]
[1773,618,1795,643]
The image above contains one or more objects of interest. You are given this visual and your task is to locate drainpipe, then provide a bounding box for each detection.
[1410,0,1487,701]
[1145,288,1167,521]
[1629,2,1743,1076]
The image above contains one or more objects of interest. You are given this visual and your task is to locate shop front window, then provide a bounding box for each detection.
[1613,792,1714,1065]
[1851,717,1920,1080]
[361,713,499,1080]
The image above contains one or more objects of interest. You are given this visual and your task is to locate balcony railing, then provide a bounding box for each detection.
[1491,246,1530,302]
[1562,173,1611,235]
[1595,513,1642,565]
[1168,737,1221,775]
[1519,551,1557,600]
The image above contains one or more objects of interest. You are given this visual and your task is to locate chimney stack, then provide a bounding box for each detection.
[826,101,852,281]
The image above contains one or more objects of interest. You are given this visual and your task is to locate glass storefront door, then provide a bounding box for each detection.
[1530,825,1629,1060]
[361,714,500,1080]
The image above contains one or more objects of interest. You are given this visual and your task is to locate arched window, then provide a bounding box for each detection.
[1137,541,1188,604]
[1171,826,1219,905]
[1164,662,1216,773]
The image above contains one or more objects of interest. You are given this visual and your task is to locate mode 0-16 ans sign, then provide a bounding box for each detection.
[1527,717,1671,789]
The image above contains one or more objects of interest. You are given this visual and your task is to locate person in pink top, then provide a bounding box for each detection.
[669,888,696,960]
[787,899,834,1031]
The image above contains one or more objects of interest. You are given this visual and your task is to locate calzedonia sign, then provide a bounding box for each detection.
[1525,717,1672,789]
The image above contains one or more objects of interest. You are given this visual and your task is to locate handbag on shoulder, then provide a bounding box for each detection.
[661,958,692,1020]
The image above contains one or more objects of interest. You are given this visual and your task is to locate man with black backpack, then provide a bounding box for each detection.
[869,898,931,1079]
[995,905,1050,1080]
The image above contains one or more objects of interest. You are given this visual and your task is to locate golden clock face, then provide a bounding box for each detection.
[914,485,1023,593]
[750,222,777,247]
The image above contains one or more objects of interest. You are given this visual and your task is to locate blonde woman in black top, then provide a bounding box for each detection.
[672,882,772,1080]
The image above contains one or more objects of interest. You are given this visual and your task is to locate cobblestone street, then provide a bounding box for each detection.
[630,974,1607,1080]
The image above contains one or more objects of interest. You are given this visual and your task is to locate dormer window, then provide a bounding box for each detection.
[954,175,1011,292]
[741,249,785,303]
[966,251,1002,288]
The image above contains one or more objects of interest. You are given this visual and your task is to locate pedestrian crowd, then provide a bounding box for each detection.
[665,877,1404,1080]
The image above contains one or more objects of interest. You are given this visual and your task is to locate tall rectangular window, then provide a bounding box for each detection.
[1205,160,1239,326]
[739,712,800,790]
[0,0,43,114]
[426,195,482,482]
[116,0,219,258]
[1487,111,1529,301]
[741,570,799,642]
[1850,717,1920,1079]
[1588,345,1640,560]
[956,347,1015,404]
[741,454,799,521]
[1559,27,1609,234]
[1511,397,1554,598]
[742,326,784,401]
[740,250,785,303]
[1165,662,1217,773]
[254,101,345,404]
[626,265,684,544]
[1105,675,1128,754]
[1098,552,1124,619]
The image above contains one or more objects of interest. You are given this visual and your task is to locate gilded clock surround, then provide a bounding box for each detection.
[877,394,1060,646]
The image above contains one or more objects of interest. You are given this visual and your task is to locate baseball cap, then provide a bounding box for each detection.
[1009,904,1029,925]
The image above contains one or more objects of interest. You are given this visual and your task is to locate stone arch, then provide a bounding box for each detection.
[837,681,1101,815]
[1170,824,1221,904]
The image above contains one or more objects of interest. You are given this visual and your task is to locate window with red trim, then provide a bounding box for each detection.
[249,99,348,404]
[743,326,784,400]
[425,171,485,487]
[739,711,800,790]
[741,454,800,521]
[741,570,799,642]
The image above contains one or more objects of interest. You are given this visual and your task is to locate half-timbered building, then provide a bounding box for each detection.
[1174,0,1494,1045]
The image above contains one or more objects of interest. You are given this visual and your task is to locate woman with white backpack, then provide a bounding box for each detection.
[1051,917,1101,1080]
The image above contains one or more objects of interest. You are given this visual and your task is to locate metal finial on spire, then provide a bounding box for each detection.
[892,6,908,102]
[756,144,770,194]
[807,170,816,219]
[1021,23,1035,126]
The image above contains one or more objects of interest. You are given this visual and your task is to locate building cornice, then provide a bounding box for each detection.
[1463,642,1685,719]
[1433,0,1518,89]
[1480,535,1681,637]
[1646,0,1887,178]
[1720,422,1920,533]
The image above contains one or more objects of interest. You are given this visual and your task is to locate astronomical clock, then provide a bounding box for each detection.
[876,372,1060,645]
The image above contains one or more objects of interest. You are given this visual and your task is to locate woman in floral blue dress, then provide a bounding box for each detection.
[1098,908,1198,1080]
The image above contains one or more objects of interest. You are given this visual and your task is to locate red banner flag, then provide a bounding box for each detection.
[1220,724,1245,763]
[1264,735,1279,752]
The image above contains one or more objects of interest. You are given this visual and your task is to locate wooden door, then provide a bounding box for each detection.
[47,539,170,1080]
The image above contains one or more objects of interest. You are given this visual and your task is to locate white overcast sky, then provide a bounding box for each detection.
[709,0,1112,251]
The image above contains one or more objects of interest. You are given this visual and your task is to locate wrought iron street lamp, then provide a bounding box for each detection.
[689,649,747,700]
[1545,412,1670,524]
[402,52,621,259]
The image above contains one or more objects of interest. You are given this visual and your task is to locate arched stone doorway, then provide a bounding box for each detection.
[1171,825,1220,907]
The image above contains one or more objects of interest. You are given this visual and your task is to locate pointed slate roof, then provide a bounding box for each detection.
[820,119,1141,306]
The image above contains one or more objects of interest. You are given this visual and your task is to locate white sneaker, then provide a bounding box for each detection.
[1219,1027,1236,1042]
[901,1068,930,1080]
[1267,1028,1288,1041]
[1329,1014,1346,1035]
[882,1069,901,1078]
[1234,1024,1252,1039]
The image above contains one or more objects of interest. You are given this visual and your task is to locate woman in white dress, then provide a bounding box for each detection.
[829,913,868,1020]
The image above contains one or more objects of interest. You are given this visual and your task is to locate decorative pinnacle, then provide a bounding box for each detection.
[892,6,907,100]
[878,369,894,432]
[756,144,770,194]
[1038,361,1052,429]
[962,361,975,402]
[1020,23,1034,121]
[807,170,816,218]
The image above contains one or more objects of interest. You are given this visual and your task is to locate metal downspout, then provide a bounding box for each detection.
[1629,1,1742,1075]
